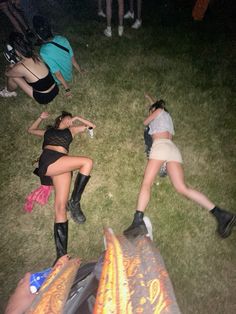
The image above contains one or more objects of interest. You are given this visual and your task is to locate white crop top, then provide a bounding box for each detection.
[148,109,175,135]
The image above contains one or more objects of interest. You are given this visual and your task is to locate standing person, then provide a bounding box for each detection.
[124,94,236,239]
[28,111,96,263]
[98,0,106,17]
[33,15,84,99]
[124,0,142,29]
[1,32,59,104]
[0,0,29,34]
[104,0,124,37]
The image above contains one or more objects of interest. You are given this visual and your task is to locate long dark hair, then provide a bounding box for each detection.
[9,32,39,62]
[149,99,168,113]
[53,111,72,129]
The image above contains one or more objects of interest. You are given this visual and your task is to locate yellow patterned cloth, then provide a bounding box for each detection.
[192,0,210,20]
[94,228,181,314]
[26,255,80,314]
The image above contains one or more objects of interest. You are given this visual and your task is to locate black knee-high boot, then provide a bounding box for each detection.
[67,173,90,224]
[54,221,68,263]
[123,211,148,239]
[210,207,236,238]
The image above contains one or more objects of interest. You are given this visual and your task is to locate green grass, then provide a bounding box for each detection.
[0,1,236,312]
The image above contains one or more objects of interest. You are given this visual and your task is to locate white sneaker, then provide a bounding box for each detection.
[104,26,112,37]
[132,19,142,29]
[124,11,134,19]
[0,87,17,97]
[118,25,124,37]
[143,216,153,241]
[98,10,106,18]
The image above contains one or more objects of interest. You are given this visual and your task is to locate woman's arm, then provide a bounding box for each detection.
[54,71,72,98]
[70,116,96,137]
[71,116,96,129]
[27,112,49,137]
[143,108,162,126]
[71,56,83,73]
[145,93,157,105]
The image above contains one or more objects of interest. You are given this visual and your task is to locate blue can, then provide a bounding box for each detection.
[29,268,52,293]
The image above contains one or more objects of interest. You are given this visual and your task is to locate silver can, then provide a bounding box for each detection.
[87,127,94,138]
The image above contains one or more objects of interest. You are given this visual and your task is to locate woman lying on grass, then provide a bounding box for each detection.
[124,94,236,239]
[28,111,96,263]
[1,32,58,104]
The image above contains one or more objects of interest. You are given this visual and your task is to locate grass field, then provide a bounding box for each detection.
[0,0,235,312]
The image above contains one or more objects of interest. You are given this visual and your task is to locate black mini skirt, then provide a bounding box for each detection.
[34,149,66,185]
[38,149,66,176]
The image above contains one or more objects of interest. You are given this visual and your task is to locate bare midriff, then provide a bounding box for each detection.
[36,83,56,93]
[44,145,68,154]
[151,131,172,140]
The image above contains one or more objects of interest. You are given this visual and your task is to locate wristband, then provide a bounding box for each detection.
[65,88,71,93]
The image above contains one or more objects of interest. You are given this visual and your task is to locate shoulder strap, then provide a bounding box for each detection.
[21,63,40,80]
[48,41,70,53]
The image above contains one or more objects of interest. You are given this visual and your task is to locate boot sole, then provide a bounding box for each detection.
[219,215,236,238]
[67,202,86,224]
[123,224,148,239]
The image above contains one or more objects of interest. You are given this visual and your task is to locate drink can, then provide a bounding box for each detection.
[87,127,94,138]
[29,267,52,293]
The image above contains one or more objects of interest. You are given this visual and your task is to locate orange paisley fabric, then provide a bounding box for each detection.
[94,228,181,314]
[26,256,80,314]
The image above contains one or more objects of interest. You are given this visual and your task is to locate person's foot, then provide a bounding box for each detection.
[124,11,134,19]
[118,26,124,37]
[132,19,142,29]
[123,211,148,239]
[67,200,86,224]
[104,26,112,37]
[0,87,17,97]
[98,10,106,18]
[211,207,236,238]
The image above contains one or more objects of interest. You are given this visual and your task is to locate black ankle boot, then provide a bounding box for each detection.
[54,221,68,265]
[123,211,148,239]
[211,207,236,238]
[67,173,90,224]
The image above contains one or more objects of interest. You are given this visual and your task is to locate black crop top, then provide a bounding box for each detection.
[28,72,55,91]
[43,128,73,152]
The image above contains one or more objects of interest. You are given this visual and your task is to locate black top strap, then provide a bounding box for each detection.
[48,41,70,53]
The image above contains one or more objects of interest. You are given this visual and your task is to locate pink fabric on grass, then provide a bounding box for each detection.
[24,185,53,213]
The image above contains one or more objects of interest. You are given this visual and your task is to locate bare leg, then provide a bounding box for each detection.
[8,2,28,31]
[106,0,112,26]
[7,77,33,98]
[0,3,26,34]
[167,162,215,210]
[52,172,71,222]
[46,155,93,177]
[118,0,124,26]
[136,159,164,212]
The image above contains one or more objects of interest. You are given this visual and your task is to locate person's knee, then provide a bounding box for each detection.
[85,158,93,171]
[174,184,188,196]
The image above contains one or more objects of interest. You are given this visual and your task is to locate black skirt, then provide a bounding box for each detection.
[34,149,66,186]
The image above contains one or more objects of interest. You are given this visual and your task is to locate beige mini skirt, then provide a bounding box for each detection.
[149,139,183,163]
